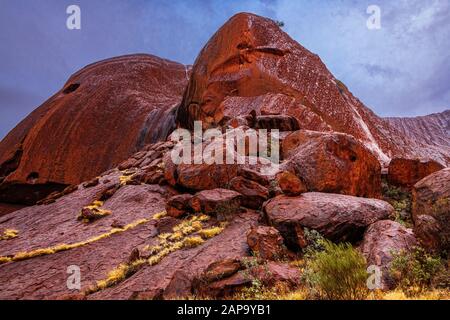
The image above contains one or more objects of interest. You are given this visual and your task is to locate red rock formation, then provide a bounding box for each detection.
[0,54,188,204]
[387,110,450,146]
[246,226,285,260]
[282,130,382,198]
[264,193,393,248]
[360,220,417,290]
[175,12,445,166]
[412,168,450,252]
[387,158,445,187]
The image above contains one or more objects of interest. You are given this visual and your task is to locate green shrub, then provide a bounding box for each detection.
[381,180,413,226]
[390,247,445,296]
[303,240,368,300]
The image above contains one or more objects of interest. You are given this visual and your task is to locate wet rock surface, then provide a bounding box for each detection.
[388,158,445,187]
[360,220,417,290]
[412,168,450,252]
[264,193,393,248]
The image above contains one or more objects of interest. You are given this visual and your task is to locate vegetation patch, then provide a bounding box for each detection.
[88,214,226,295]
[77,200,112,223]
[302,240,369,300]
[1,229,19,241]
[0,212,166,265]
[390,246,446,296]
[382,179,413,227]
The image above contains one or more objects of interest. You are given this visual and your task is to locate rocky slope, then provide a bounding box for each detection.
[385,110,450,149]
[0,54,188,205]
[0,13,449,300]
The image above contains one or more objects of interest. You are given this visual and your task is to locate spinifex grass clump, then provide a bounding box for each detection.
[77,200,112,223]
[1,229,19,241]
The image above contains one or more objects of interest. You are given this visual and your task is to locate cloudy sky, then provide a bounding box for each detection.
[0,0,449,139]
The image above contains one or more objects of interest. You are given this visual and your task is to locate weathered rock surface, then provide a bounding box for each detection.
[89,212,259,300]
[385,110,450,165]
[246,226,285,260]
[281,130,382,198]
[360,220,417,290]
[388,158,445,187]
[193,261,300,298]
[264,193,393,248]
[412,168,450,252]
[275,171,307,196]
[175,12,448,166]
[229,176,269,209]
[190,189,242,216]
[0,54,188,204]
[166,194,194,218]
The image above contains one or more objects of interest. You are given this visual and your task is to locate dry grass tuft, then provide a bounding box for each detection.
[1,229,19,241]
[0,212,166,265]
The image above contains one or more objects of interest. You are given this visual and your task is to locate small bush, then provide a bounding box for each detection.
[303,240,369,300]
[390,247,445,296]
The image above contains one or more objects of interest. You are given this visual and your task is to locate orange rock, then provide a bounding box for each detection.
[166,194,193,218]
[282,130,382,198]
[189,188,242,217]
[387,158,445,187]
[177,163,239,191]
[0,54,188,204]
[275,171,307,196]
[229,176,269,209]
[246,226,285,260]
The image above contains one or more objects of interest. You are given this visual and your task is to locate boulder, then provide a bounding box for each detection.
[360,220,417,290]
[237,167,270,187]
[281,130,382,198]
[413,215,442,253]
[264,193,393,249]
[177,164,239,191]
[166,194,194,218]
[193,261,300,298]
[246,226,285,260]
[190,189,242,217]
[229,176,269,209]
[412,168,450,252]
[275,171,307,196]
[0,54,188,205]
[388,158,445,187]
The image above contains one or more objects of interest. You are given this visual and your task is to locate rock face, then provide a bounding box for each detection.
[193,260,300,298]
[190,189,242,216]
[360,220,417,290]
[175,12,449,166]
[0,54,188,204]
[387,158,445,187]
[264,193,393,249]
[246,226,285,260]
[281,130,382,198]
[412,168,450,252]
[386,110,450,147]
